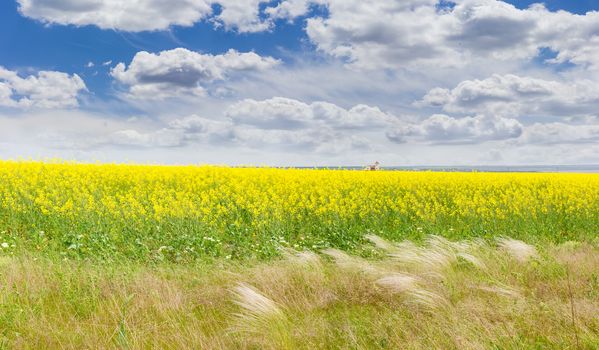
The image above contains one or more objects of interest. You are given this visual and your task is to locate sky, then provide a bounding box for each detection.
[1,0,599,166]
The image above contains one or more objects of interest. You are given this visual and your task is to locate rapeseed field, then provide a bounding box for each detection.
[0,160,597,261]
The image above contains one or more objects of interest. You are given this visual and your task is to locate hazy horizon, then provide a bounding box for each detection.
[4,158,599,173]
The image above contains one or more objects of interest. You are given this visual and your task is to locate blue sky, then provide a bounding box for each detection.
[1,0,599,165]
[2,1,595,76]
[509,0,598,13]
[0,0,322,96]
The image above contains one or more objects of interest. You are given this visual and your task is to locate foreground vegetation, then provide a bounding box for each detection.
[0,161,598,348]
[1,161,599,261]
[0,236,597,349]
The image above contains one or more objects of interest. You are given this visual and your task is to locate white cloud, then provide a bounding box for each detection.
[17,0,296,33]
[109,115,236,148]
[0,67,86,109]
[16,0,213,31]
[168,114,233,135]
[226,97,397,130]
[107,112,369,154]
[233,127,371,154]
[306,0,453,69]
[0,108,144,151]
[535,9,599,68]
[111,48,280,99]
[15,0,599,73]
[101,100,599,158]
[518,122,599,145]
[305,0,599,70]
[5,106,599,166]
[103,97,392,154]
[214,0,272,33]
[265,0,319,21]
[0,83,13,105]
[418,74,599,117]
[110,129,186,148]
[387,114,523,144]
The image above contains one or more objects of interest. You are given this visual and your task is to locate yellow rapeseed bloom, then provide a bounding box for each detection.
[0,160,598,234]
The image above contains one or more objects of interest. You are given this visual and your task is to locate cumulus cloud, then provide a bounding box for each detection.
[306,0,454,69]
[17,0,295,33]
[418,74,599,117]
[265,0,319,21]
[387,114,523,144]
[111,48,280,99]
[214,0,273,33]
[226,97,397,130]
[0,67,86,109]
[17,0,213,31]
[305,0,599,70]
[387,111,599,147]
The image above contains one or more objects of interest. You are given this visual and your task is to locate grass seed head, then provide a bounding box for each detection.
[365,234,398,252]
[404,289,450,310]
[478,284,522,299]
[456,252,486,269]
[376,273,418,293]
[321,248,380,275]
[497,238,538,262]
[280,247,321,266]
[231,283,284,329]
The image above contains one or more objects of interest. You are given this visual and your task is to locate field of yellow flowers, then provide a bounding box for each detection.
[0,160,598,261]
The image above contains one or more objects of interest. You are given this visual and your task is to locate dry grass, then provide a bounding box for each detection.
[0,237,597,349]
